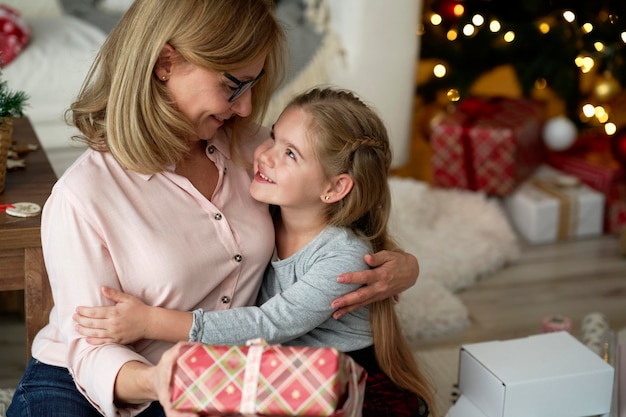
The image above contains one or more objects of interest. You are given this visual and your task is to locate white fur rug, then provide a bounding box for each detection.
[389,177,520,341]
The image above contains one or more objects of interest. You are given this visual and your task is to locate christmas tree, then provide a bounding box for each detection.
[418,0,626,135]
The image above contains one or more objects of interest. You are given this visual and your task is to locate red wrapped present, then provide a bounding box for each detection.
[171,339,366,416]
[431,97,545,196]
[547,132,625,197]
[607,184,626,235]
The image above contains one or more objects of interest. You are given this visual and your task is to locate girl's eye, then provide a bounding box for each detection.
[286,149,296,160]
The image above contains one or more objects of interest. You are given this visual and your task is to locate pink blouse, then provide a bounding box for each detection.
[33,125,274,416]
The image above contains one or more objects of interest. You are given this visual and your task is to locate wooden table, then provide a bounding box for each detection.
[0,117,56,361]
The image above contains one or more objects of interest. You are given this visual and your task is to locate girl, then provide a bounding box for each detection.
[76,87,435,417]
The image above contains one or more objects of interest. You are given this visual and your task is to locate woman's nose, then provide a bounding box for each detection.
[230,90,253,118]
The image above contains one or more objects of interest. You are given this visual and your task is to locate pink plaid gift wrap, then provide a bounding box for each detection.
[431,97,545,196]
[170,340,366,416]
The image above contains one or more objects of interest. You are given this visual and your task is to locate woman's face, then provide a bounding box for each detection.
[165,54,267,141]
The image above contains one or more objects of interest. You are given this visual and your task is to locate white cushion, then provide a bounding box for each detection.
[4,15,106,122]
[3,15,106,153]
[1,0,63,18]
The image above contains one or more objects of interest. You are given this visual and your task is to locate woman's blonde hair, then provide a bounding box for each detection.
[286,87,436,415]
[69,0,286,174]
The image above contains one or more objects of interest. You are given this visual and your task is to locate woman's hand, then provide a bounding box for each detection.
[331,250,418,319]
[74,286,151,345]
[154,342,199,417]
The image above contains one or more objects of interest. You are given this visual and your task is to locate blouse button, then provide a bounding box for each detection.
[214,213,222,220]
[208,145,215,154]
[221,295,231,304]
[233,254,243,262]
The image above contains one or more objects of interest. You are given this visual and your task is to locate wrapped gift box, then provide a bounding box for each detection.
[606,184,626,235]
[171,340,366,417]
[546,133,625,197]
[431,97,545,196]
[504,166,605,244]
[446,332,614,417]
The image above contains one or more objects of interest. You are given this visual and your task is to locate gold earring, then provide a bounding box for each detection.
[324,195,329,201]
[161,75,167,81]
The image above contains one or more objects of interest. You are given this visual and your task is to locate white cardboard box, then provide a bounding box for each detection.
[453,332,614,417]
[504,166,605,244]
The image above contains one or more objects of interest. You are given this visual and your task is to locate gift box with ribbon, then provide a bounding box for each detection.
[504,166,605,244]
[431,97,546,196]
[546,131,625,197]
[170,339,367,417]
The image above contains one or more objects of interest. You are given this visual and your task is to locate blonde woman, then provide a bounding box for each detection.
[7,2,419,417]
[75,88,435,416]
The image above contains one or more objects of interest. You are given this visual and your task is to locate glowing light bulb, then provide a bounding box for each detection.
[582,104,595,118]
[453,4,464,17]
[563,10,576,23]
[463,24,475,36]
[430,13,442,25]
[605,123,617,135]
[503,31,515,42]
[489,20,501,32]
[538,22,550,34]
[433,64,447,78]
[582,23,593,33]
[472,14,484,26]
[447,29,458,41]
[594,42,605,52]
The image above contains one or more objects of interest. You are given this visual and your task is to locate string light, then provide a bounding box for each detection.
[447,29,458,41]
[582,104,595,118]
[605,123,617,135]
[463,24,476,37]
[433,64,447,78]
[472,14,484,26]
[503,31,515,42]
[430,13,442,26]
[489,20,501,32]
[563,10,576,23]
[581,23,593,34]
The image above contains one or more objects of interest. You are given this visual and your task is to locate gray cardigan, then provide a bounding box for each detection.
[189,226,373,352]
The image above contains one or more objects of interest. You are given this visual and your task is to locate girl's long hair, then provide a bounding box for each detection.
[286,88,436,415]
[69,0,285,174]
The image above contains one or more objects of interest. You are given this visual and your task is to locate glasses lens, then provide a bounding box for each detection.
[227,69,265,102]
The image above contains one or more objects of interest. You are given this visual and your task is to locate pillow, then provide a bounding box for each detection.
[0,5,30,66]
[1,0,63,18]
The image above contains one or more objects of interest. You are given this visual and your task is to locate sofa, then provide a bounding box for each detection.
[3,0,421,177]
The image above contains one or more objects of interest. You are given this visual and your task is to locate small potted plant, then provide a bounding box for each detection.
[0,74,29,193]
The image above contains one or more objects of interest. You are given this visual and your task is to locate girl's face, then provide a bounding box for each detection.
[165,54,266,141]
[250,107,330,209]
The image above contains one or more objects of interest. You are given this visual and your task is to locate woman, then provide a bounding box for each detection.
[7,1,419,417]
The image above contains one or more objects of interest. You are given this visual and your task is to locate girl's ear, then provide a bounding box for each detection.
[321,173,354,203]
[154,43,176,81]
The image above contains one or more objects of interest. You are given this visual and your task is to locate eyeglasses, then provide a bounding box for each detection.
[223,69,265,102]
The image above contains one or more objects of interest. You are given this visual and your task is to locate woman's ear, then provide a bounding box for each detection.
[321,173,354,203]
[155,43,176,81]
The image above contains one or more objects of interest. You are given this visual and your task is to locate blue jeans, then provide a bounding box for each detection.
[7,358,165,417]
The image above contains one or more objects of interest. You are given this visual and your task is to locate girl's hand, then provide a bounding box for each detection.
[155,342,199,417]
[331,250,418,319]
[74,286,151,345]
